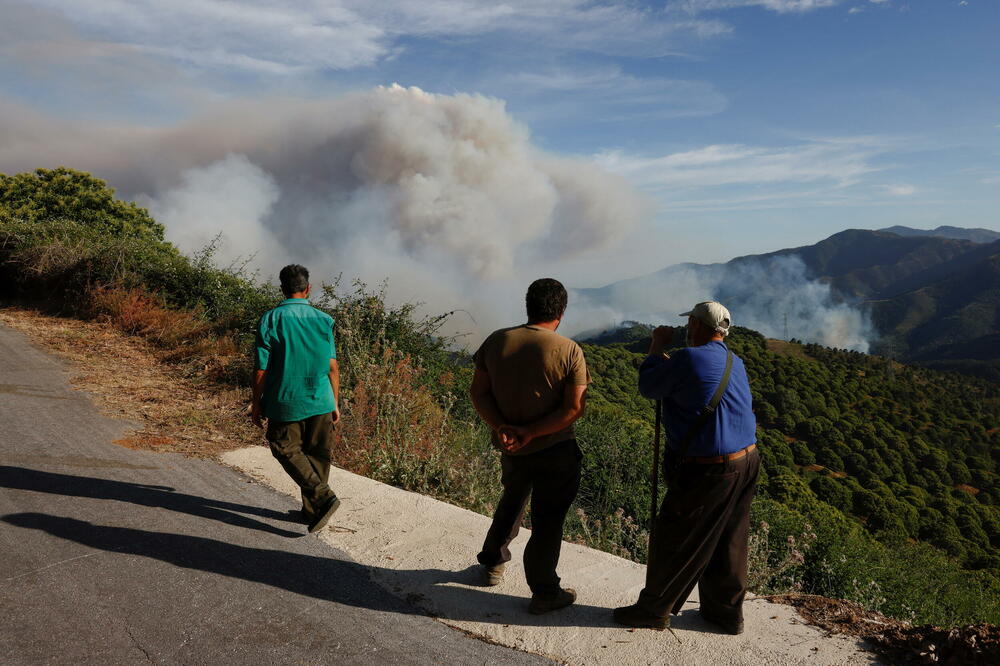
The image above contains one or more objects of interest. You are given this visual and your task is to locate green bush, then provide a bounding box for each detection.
[1,167,163,240]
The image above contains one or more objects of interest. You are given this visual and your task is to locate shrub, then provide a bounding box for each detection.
[88,285,210,347]
[0,167,164,240]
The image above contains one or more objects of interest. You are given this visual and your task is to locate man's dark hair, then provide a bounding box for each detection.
[279,264,310,296]
[525,278,567,323]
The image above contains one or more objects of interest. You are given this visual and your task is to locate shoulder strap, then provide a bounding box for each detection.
[674,349,733,459]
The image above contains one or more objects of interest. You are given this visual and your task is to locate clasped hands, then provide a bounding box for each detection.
[497,424,534,453]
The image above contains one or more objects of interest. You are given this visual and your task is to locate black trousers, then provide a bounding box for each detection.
[638,447,760,623]
[477,439,582,597]
[266,413,336,519]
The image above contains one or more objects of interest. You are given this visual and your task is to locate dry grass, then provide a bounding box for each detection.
[0,306,261,458]
[88,285,210,347]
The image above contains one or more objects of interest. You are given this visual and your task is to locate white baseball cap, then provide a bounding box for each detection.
[679,301,732,336]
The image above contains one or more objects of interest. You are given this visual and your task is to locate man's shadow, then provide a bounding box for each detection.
[0,465,302,538]
[3,512,619,628]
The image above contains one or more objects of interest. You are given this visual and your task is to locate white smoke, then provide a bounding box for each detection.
[720,256,873,352]
[0,85,874,350]
[574,255,873,352]
[147,154,284,267]
[0,85,646,338]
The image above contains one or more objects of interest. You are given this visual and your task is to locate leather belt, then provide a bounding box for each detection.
[680,443,756,465]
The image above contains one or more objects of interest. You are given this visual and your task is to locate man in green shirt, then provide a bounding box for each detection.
[251,264,341,534]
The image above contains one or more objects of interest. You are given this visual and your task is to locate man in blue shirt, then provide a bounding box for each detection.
[252,264,341,535]
[614,301,759,635]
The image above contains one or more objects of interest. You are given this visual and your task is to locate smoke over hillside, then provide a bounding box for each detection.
[576,255,873,352]
[0,85,872,349]
[0,86,645,336]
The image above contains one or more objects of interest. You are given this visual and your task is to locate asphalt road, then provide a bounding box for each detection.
[0,323,551,666]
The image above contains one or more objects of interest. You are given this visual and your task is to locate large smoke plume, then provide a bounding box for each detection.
[0,85,873,350]
[1,85,644,336]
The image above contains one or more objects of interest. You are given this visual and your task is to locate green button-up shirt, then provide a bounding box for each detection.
[255,298,337,422]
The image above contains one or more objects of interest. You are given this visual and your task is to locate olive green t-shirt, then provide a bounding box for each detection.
[473,324,590,456]
[255,299,337,423]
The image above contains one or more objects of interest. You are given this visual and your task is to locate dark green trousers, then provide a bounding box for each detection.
[266,413,336,518]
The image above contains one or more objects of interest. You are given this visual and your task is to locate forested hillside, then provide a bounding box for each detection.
[3,166,998,627]
[580,228,1000,381]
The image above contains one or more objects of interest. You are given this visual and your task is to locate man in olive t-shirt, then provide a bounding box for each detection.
[470,278,590,615]
[252,264,341,535]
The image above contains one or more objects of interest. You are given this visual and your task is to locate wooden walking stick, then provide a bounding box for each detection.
[649,398,662,539]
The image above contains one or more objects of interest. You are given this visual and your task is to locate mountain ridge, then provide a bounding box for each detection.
[577,227,1000,380]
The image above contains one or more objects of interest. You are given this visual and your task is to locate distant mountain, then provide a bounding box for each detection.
[578,227,1000,381]
[879,225,1000,244]
[869,244,1000,381]
[732,229,984,299]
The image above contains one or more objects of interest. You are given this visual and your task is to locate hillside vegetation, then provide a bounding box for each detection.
[581,228,1000,382]
[2,167,998,627]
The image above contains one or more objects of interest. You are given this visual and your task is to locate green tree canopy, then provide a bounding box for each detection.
[0,167,164,240]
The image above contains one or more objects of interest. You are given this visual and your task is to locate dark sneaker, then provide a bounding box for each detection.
[528,588,576,615]
[481,563,505,587]
[613,604,669,630]
[701,610,744,635]
[308,496,341,534]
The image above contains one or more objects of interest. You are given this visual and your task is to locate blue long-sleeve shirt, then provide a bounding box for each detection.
[638,341,756,457]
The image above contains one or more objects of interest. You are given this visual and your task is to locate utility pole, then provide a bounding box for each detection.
[783,312,789,341]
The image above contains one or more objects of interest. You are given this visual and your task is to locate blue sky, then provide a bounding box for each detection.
[1,0,998,280]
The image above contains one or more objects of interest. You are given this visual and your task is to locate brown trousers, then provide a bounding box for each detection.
[266,413,336,518]
[477,439,582,597]
[638,447,760,623]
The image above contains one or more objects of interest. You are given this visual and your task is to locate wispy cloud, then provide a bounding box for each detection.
[501,66,728,121]
[595,139,883,191]
[0,1,215,119]
[882,183,916,195]
[18,1,730,75]
[677,0,842,14]
[366,1,732,50]
[24,0,387,72]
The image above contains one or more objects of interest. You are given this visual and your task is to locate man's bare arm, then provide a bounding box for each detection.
[251,369,266,428]
[329,358,341,423]
[503,383,588,453]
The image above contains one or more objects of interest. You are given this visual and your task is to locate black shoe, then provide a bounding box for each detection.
[613,604,669,630]
[528,588,576,615]
[701,610,744,635]
[308,497,341,534]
